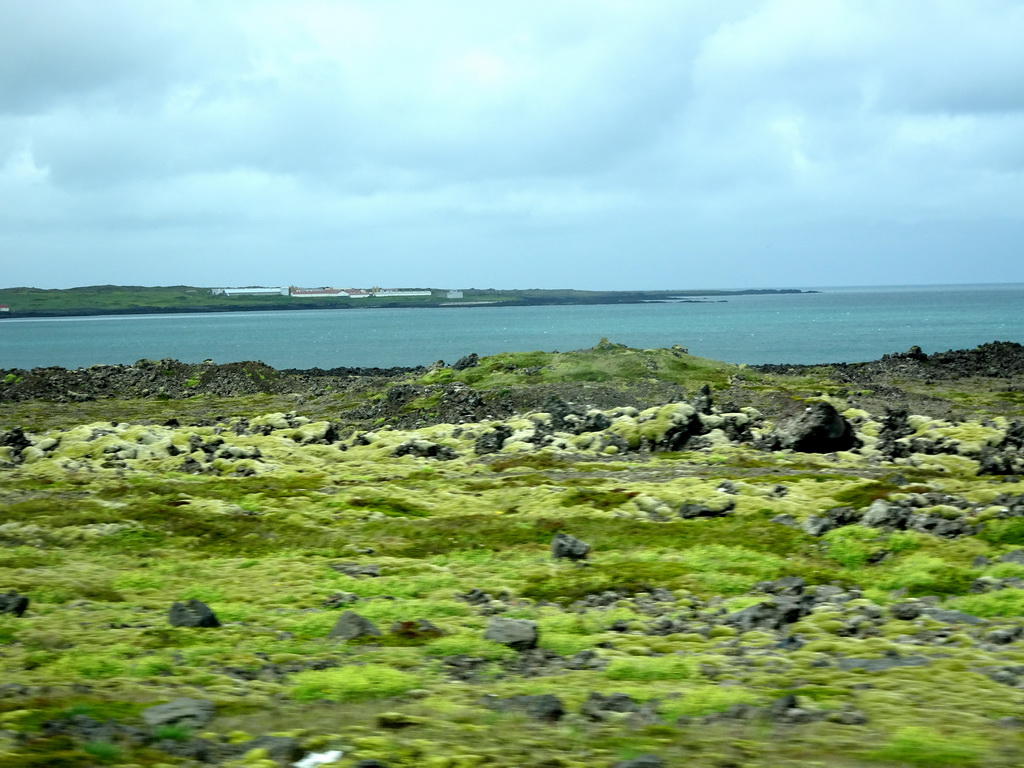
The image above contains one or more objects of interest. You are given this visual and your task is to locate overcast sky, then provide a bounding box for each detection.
[1,0,1023,290]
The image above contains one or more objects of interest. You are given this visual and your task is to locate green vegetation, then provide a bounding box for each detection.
[0,285,812,318]
[1,342,1024,766]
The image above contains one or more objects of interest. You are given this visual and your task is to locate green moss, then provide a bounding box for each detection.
[489,453,575,472]
[604,655,696,681]
[346,495,431,518]
[559,488,638,510]
[945,589,1024,618]
[290,665,421,702]
[821,526,885,568]
[977,518,1024,545]
[871,554,975,597]
[832,481,900,509]
[868,726,986,766]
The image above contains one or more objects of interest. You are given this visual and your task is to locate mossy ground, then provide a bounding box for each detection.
[2,345,1024,766]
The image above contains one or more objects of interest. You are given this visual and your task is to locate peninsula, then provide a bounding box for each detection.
[0,285,816,319]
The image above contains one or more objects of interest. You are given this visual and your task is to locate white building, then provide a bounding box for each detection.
[373,289,432,297]
[211,287,288,296]
[445,290,464,299]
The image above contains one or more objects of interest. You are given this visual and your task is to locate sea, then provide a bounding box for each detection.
[1,284,1023,371]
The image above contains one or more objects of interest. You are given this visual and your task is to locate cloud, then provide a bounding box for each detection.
[1,0,1022,289]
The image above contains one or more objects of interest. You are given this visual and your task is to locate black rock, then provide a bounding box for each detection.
[142,698,215,729]
[475,425,513,455]
[330,562,381,578]
[861,500,911,530]
[725,595,814,631]
[328,611,381,641]
[802,506,861,536]
[985,627,1023,645]
[551,532,590,561]
[768,402,858,453]
[999,549,1024,565]
[168,599,220,628]
[889,602,923,620]
[451,353,480,370]
[678,500,734,519]
[484,617,538,650]
[484,694,565,722]
[923,608,986,625]
[755,576,805,596]
[0,591,29,617]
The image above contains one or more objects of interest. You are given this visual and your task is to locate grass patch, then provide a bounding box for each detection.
[290,665,421,702]
[868,726,986,766]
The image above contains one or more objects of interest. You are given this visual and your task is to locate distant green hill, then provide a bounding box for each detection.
[0,285,812,317]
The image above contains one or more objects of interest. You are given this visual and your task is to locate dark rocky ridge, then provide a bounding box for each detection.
[3,341,1024,431]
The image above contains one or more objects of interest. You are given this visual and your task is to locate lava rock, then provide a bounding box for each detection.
[861,500,911,530]
[142,698,215,729]
[484,694,565,722]
[551,532,590,561]
[725,595,814,631]
[168,599,220,628]
[484,617,538,650]
[802,506,861,536]
[452,353,480,370]
[768,402,858,453]
[328,611,382,641]
[0,590,29,617]
[678,500,735,519]
[475,424,513,455]
[889,602,923,620]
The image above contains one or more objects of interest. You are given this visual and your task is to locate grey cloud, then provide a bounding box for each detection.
[1,0,1023,290]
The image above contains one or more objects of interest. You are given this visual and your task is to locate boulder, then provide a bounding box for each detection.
[861,500,911,530]
[484,694,564,722]
[475,425,513,455]
[754,576,805,596]
[999,550,1024,565]
[802,506,861,536]
[328,611,381,641]
[551,532,590,561]
[451,353,480,370]
[678,500,735,519]
[889,602,923,620]
[484,617,538,650]
[725,595,814,631]
[0,590,29,617]
[769,402,857,453]
[168,599,220,628]
[142,698,215,729]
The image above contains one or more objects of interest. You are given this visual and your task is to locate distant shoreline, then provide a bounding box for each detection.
[0,287,817,319]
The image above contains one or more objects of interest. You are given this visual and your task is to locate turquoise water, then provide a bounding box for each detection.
[1,284,1022,370]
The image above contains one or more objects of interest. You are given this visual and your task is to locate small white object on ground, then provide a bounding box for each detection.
[292,750,344,768]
